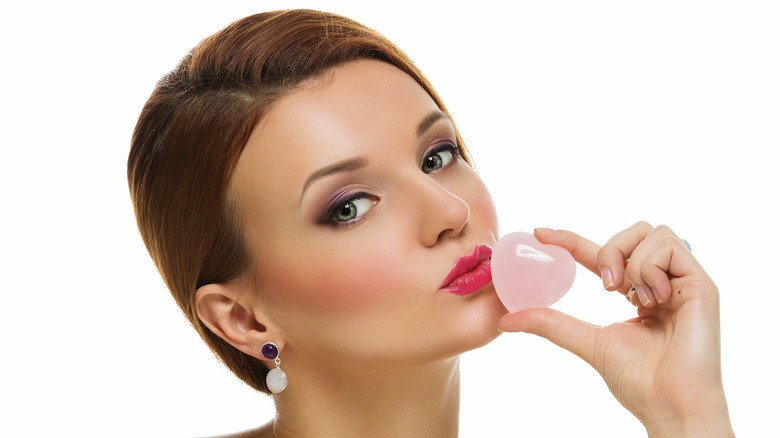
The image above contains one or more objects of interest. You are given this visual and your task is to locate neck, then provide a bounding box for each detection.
[271,357,461,438]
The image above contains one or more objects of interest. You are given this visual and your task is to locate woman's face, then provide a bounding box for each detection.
[231,60,505,375]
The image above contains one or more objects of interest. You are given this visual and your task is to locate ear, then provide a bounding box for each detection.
[194,280,283,359]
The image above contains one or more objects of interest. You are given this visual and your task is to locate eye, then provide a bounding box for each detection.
[422,143,460,174]
[324,194,377,226]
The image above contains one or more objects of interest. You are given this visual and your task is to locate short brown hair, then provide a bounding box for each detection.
[127,9,467,393]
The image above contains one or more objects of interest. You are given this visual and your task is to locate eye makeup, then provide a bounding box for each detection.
[313,139,462,229]
[421,141,462,174]
[317,190,379,228]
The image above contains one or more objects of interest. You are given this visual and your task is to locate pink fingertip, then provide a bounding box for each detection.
[600,267,614,290]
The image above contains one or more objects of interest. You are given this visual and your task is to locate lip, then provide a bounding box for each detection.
[439,245,493,295]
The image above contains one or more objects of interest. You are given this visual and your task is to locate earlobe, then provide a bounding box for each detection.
[195,282,272,358]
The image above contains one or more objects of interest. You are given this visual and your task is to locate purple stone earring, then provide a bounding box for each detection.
[261,342,287,394]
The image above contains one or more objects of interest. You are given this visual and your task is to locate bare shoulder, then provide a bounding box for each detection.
[197,420,274,438]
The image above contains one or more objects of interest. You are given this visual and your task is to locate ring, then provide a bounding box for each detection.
[681,239,692,251]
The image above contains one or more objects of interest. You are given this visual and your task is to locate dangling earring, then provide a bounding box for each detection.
[261,342,287,394]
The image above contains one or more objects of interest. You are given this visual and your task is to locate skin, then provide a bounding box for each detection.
[195,61,733,436]
[501,224,735,437]
[197,60,506,437]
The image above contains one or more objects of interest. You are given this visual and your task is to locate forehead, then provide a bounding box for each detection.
[252,59,438,159]
[230,59,442,210]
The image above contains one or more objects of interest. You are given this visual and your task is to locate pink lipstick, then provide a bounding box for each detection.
[440,245,493,295]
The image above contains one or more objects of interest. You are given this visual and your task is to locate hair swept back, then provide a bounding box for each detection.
[127,9,467,393]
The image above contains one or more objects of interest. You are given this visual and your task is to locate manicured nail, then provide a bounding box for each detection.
[652,288,664,304]
[534,227,553,234]
[635,287,652,306]
[626,286,636,304]
[600,267,614,290]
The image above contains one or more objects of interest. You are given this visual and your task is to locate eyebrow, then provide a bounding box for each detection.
[298,110,452,205]
[299,156,368,205]
[417,110,452,137]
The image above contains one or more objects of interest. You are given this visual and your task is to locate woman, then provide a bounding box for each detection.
[128,9,733,437]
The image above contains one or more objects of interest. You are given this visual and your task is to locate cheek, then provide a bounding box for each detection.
[262,239,407,317]
[460,174,499,237]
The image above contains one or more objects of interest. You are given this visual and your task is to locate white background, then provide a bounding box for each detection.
[2,1,778,436]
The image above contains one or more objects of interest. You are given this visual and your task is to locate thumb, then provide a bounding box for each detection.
[499,307,599,366]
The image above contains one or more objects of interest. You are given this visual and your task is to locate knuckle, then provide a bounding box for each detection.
[625,260,642,283]
[633,220,653,231]
[639,261,656,279]
[660,234,680,248]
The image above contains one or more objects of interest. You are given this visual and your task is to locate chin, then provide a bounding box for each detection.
[442,286,508,357]
[355,287,507,372]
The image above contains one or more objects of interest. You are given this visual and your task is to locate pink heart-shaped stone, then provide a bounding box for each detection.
[491,232,576,312]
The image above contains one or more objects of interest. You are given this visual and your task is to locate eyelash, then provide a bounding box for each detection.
[421,142,462,174]
[320,141,462,228]
[320,191,378,228]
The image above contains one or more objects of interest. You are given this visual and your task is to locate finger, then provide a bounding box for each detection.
[624,225,680,306]
[499,307,600,367]
[597,221,655,293]
[641,234,708,305]
[534,228,601,275]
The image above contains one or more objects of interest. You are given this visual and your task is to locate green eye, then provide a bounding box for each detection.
[332,196,375,223]
[422,144,458,174]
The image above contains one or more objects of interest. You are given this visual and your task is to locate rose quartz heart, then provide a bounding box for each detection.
[491,232,576,312]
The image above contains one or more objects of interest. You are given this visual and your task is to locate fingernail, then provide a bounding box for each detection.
[635,287,652,306]
[600,267,614,290]
[534,227,553,234]
[626,286,636,303]
[652,288,664,304]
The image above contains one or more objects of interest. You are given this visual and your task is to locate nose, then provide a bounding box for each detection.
[414,176,470,247]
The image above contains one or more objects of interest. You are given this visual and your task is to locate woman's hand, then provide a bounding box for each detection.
[498,222,734,437]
